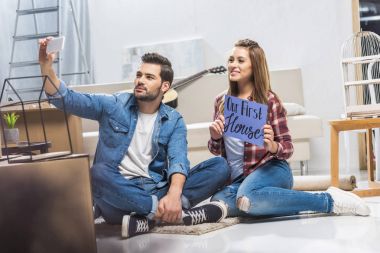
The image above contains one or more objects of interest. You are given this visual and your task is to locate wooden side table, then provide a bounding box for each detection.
[330,118,380,197]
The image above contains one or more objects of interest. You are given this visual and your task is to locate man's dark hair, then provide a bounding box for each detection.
[141,53,174,85]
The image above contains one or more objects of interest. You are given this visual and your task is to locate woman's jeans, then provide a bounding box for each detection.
[91,157,229,224]
[211,159,333,217]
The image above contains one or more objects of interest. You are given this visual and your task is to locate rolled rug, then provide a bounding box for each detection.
[292,175,357,191]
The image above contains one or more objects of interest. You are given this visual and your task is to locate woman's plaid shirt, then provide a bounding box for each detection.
[208,91,294,176]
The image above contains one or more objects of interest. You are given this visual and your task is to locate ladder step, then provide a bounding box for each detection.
[10,59,59,68]
[62,71,89,76]
[14,32,59,41]
[16,6,59,15]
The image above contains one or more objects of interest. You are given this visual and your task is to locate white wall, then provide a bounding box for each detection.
[89,0,355,173]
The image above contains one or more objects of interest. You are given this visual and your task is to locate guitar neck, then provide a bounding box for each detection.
[172,69,209,89]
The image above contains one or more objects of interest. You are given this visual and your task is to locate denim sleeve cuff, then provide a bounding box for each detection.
[46,80,68,98]
[167,163,188,179]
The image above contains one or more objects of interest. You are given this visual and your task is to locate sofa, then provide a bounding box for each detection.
[71,68,322,175]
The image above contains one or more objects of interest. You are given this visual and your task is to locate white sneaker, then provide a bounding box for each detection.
[326,187,370,216]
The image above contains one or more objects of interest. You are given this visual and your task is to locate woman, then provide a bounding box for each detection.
[209,39,369,218]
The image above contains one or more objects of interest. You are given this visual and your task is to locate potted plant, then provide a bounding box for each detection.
[3,112,20,144]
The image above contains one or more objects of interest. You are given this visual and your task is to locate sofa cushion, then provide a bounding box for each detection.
[283,102,306,116]
[287,115,323,139]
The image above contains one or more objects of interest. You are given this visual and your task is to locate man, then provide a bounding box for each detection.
[39,38,230,238]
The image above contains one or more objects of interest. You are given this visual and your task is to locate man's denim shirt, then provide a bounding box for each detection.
[49,81,190,183]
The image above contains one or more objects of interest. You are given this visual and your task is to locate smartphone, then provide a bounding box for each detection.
[46,36,65,54]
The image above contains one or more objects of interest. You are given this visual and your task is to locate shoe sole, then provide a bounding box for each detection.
[212,201,228,222]
[121,215,131,238]
[328,187,370,216]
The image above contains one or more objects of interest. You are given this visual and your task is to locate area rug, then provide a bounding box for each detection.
[150,217,240,235]
[95,217,240,236]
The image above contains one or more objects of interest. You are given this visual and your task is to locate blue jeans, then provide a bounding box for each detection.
[91,157,229,224]
[211,159,333,217]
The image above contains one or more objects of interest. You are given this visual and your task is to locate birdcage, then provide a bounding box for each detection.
[341,31,380,118]
[0,75,73,163]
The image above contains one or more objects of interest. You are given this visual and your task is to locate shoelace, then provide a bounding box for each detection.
[136,219,149,232]
[187,208,207,225]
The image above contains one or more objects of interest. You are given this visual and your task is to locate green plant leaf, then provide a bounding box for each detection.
[2,112,19,128]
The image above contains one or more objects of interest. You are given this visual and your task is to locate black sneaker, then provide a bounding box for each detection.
[121,215,155,238]
[183,201,227,226]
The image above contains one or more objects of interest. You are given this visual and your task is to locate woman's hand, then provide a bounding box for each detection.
[209,114,225,141]
[263,124,278,154]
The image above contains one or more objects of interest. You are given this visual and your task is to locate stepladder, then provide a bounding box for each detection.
[6,0,91,102]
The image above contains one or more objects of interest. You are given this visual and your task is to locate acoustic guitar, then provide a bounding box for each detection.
[163,66,227,108]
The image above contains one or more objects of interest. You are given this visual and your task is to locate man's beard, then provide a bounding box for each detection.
[134,84,162,102]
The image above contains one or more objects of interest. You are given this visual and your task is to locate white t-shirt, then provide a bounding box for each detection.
[223,135,244,180]
[118,111,158,179]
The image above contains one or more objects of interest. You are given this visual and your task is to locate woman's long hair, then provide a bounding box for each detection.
[219,39,280,113]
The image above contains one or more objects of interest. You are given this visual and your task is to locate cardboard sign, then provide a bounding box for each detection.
[223,95,268,146]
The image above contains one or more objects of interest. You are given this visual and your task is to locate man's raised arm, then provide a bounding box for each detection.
[38,37,60,95]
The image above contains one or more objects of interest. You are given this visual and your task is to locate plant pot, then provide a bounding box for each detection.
[4,128,19,144]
